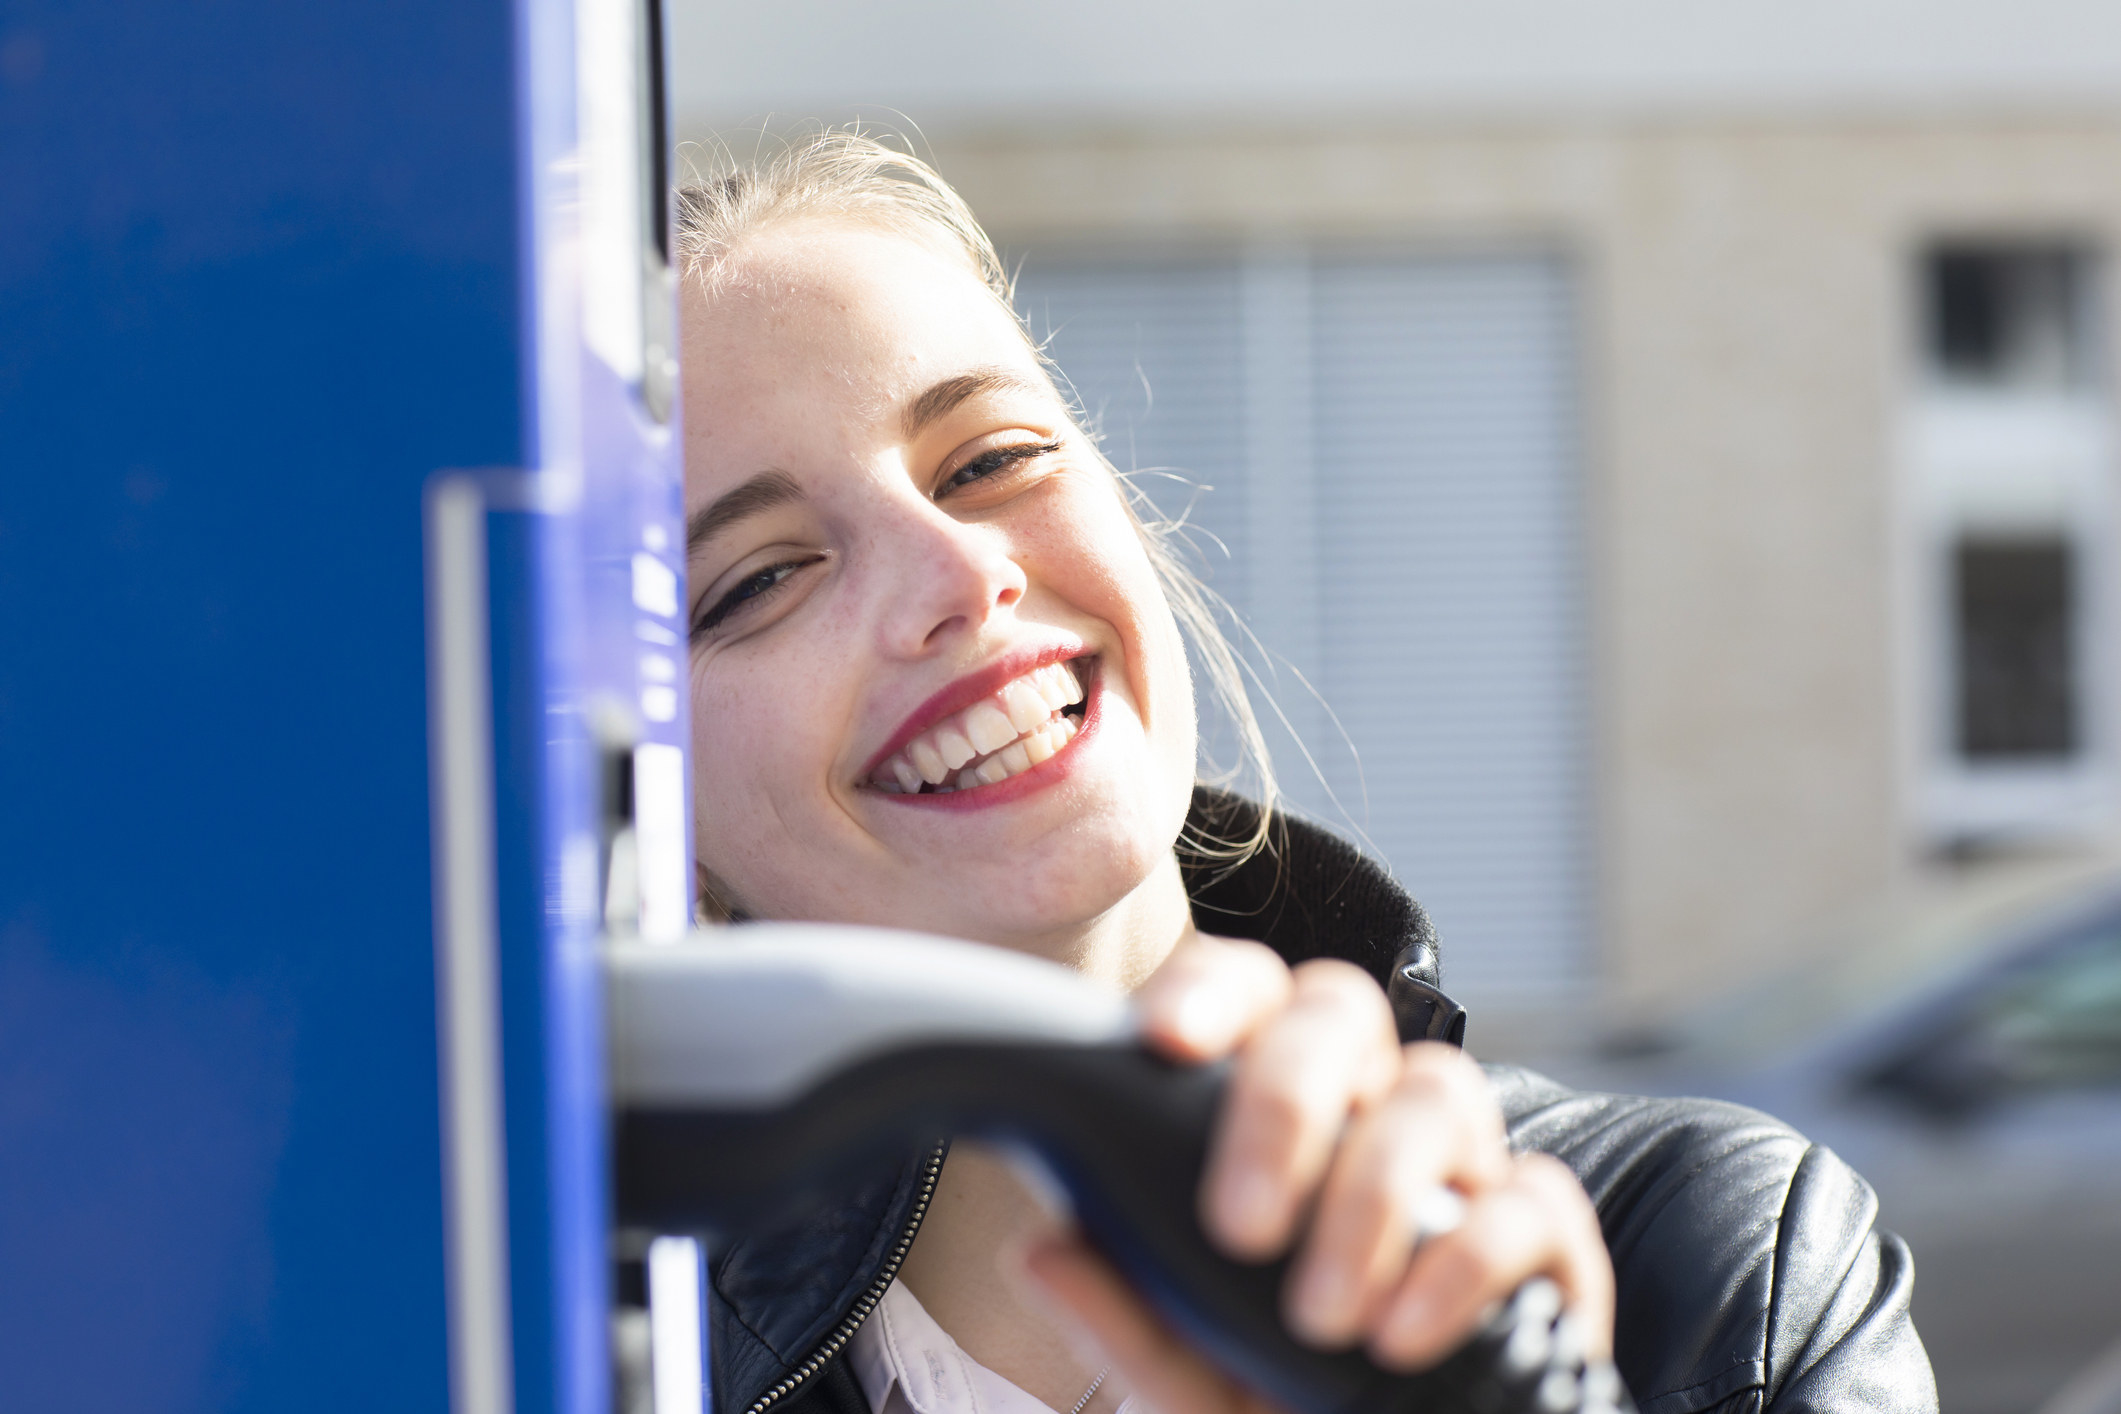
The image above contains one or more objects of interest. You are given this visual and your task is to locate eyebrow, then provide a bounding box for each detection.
[685,368,1050,555]
[902,365,1049,441]
[686,468,806,555]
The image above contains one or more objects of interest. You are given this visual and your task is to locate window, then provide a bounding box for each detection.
[1955,536,2077,760]
[1015,247,1588,1005]
[1904,239,2114,846]
[1927,244,2093,392]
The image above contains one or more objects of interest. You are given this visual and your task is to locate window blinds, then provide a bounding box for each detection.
[1017,249,1587,1004]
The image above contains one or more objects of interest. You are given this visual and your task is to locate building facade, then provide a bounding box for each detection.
[934,118,2121,1018]
[677,4,2121,1023]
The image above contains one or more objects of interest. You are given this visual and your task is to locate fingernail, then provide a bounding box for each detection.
[1379,1290,1440,1367]
[1219,1171,1281,1245]
[1292,1260,1355,1341]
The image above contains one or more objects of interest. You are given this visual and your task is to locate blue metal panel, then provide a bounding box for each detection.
[0,0,684,1409]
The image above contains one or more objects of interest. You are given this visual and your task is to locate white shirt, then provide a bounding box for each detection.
[848,1279,1135,1414]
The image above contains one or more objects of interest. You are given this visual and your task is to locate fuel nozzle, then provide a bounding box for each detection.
[605,926,1632,1414]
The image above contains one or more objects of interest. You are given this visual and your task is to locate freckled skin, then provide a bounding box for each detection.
[681,220,1197,979]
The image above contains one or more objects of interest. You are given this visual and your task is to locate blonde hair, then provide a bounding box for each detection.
[675,129,1280,868]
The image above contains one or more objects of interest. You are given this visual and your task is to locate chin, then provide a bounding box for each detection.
[710,742,1194,942]
[877,819,1174,947]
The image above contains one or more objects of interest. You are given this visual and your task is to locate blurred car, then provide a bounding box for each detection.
[1574,854,2121,1414]
[2042,1337,2121,1414]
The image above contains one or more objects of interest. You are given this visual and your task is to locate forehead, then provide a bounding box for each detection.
[679,221,1048,487]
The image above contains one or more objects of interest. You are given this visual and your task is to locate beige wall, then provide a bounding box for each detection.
[923,116,2121,1008]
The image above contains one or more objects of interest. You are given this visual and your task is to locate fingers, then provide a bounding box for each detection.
[1145,942,1617,1378]
[1200,960,1402,1259]
[1020,1233,1269,1414]
[1135,933,1293,1063]
[1283,1042,1509,1346]
[1369,1153,1615,1371]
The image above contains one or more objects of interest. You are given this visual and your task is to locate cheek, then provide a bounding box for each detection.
[686,649,842,871]
[1019,477,1197,758]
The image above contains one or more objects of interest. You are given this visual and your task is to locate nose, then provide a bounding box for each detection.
[870,498,1027,657]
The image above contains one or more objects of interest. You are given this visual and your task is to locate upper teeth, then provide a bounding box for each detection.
[872,661,1086,794]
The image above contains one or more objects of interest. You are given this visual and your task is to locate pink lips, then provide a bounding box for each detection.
[860,638,1090,781]
[875,665,1104,811]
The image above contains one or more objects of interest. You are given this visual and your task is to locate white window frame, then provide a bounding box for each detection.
[1900,389,2120,844]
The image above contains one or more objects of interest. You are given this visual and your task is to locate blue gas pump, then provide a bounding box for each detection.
[1,1,683,1410]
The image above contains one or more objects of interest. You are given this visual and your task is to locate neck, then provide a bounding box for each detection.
[1006,848,1198,994]
[894,851,1191,1409]
[896,1145,1119,1414]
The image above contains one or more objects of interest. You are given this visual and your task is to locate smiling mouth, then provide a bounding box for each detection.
[868,658,1092,795]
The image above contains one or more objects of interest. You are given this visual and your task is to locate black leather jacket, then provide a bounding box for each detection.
[708,792,1937,1414]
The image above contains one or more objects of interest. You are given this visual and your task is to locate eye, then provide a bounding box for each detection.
[694,554,824,636]
[940,439,1062,495]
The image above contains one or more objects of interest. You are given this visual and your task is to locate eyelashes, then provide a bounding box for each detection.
[692,440,1061,641]
[693,554,825,636]
[941,439,1062,493]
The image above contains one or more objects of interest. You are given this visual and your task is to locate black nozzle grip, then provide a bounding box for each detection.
[616,1040,1625,1414]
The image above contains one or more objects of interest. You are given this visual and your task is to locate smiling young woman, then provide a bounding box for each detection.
[673,132,1937,1414]
[679,214,1198,974]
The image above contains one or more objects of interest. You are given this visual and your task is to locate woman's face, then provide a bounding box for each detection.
[680,220,1197,955]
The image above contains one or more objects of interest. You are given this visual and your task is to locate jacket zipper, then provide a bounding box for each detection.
[742,1141,949,1414]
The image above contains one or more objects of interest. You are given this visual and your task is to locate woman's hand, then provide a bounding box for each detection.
[1020,932,1614,1414]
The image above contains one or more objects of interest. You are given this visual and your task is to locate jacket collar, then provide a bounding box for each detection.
[1179,788,1437,990]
